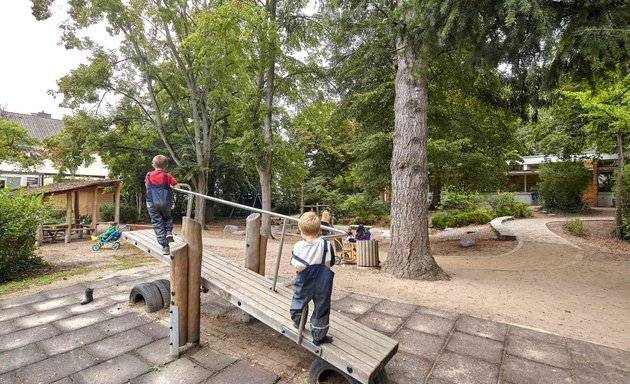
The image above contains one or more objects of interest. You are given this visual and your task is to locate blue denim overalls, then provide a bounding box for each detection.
[290,240,335,342]
[145,172,174,247]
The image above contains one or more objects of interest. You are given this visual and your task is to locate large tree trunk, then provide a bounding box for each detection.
[381,39,448,281]
[193,172,208,227]
[615,129,624,238]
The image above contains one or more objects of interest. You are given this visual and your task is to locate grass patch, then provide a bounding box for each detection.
[0,268,92,296]
[564,218,585,237]
[113,252,158,270]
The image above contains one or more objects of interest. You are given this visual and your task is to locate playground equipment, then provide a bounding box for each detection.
[122,185,397,384]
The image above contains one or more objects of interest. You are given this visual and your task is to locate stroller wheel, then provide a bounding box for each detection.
[92,243,102,251]
[112,242,121,250]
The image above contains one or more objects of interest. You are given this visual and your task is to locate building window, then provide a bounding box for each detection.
[26,177,39,188]
[0,177,21,190]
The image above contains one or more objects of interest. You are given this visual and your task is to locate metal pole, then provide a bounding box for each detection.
[271,218,288,292]
[296,306,308,345]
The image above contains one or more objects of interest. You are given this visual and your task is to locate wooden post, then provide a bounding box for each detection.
[183,217,202,344]
[245,213,261,273]
[36,223,44,246]
[75,191,82,239]
[92,187,99,233]
[258,235,267,276]
[114,182,121,225]
[64,192,72,243]
[170,244,188,346]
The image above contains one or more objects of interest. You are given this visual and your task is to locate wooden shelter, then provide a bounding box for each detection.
[29,179,121,244]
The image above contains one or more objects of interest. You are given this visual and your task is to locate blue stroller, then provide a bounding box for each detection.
[92,225,126,251]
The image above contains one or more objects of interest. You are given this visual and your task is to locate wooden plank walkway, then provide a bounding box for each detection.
[123,229,398,383]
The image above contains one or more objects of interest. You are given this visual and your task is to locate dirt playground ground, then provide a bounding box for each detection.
[5,208,630,354]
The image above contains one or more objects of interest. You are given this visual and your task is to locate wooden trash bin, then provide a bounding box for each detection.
[356,240,380,268]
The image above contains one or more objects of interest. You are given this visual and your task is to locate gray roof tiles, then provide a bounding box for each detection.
[2,111,64,141]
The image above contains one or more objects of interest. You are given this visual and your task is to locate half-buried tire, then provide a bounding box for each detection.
[152,279,171,309]
[129,282,163,313]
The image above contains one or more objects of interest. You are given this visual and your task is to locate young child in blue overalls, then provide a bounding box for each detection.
[145,155,179,255]
[290,211,336,346]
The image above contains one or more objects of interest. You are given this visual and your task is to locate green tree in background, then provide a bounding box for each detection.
[0,119,39,168]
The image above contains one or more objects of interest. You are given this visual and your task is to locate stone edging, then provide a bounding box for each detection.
[490,216,517,241]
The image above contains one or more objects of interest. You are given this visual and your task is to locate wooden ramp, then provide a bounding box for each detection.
[123,229,398,383]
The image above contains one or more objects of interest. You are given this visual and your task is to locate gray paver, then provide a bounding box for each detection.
[15,307,72,330]
[510,326,566,347]
[357,311,404,336]
[66,297,118,315]
[107,292,131,302]
[95,312,151,335]
[507,334,571,368]
[53,310,111,331]
[501,354,572,384]
[135,338,176,366]
[52,377,73,384]
[0,343,47,374]
[31,296,78,312]
[133,357,213,384]
[0,319,19,336]
[103,303,132,317]
[137,321,170,340]
[87,276,126,289]
[0,324,61,352]
[84,328,153,360]
[0,292,47,309]
[405,312,455,337]
[416,305,460,320]
[393,328,445,360]
[331,289,351,301]
[38,325,109,356]
[190,348,238,372]
[204,360,278,384]
[348,293,383,304]
[16,348,98,384]
[0,305,34,322]
[331,295,377,316]
[571,340,630,373]
[40,284,87,299]
[0,371,17,384]
[372,300,417,319]
[430,352,499,384]
[71,353,150,384]
[446,331,504,364]
[456,315,508,341]
[385,352,431,383]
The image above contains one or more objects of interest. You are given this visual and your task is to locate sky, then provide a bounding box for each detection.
[0,2,94,120]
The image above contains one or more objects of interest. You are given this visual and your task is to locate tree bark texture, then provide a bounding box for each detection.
[615,129,624,237]
[381,39,449,281]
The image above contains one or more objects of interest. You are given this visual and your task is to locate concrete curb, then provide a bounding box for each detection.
[490,216,517,241]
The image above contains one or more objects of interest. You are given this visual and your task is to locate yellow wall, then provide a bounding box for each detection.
[45,188,115,222]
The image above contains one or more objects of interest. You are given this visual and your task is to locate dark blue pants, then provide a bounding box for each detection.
[290,264,334,342]
[147,201,173,247]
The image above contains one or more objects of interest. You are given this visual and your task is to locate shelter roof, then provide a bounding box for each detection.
[26,179,120,196]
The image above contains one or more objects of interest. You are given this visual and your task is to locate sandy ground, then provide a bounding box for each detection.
[4,210,630,354]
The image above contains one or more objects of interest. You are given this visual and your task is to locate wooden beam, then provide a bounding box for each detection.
[170,244,188,346]
[258,235,267,276]
[183,217,202,344]
[92,187,99,232]
[245,213,261,273]
[64,192,72,243]
[114,182,121,225]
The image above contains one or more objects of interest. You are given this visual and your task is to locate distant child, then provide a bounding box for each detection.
[290,211,335,346]
[355,224,366,240]
[145,155,179,254]
[320,207,331,235]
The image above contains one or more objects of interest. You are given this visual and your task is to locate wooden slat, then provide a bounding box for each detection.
[123,230,398,383]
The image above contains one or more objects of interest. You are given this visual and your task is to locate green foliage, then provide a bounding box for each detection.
[438,190,483,212]
[488,192,532,218]
[564,219,585,237]
[43,207,67,224]
[620,165,630,240]
[539,162,591,213]
[338,193,390,225]
[0,119,39,167]
[0,189,45,282]
[99,203,138,223]
[431,209,493,229]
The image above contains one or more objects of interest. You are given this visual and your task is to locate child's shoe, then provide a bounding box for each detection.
[162,245,170,255]
[313,335,333,346]
[166,233,174,243]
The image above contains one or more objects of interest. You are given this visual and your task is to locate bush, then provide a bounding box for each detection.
[564,219,584,237]
[431,213,449,229]
[339,193,389,225]
[539,161,590,213]
[438,189,482,212]
[43,207,67,224]
[489,192,532,218]
[99,203,138,223]
[431,209,492,229]
[0,189,45,282]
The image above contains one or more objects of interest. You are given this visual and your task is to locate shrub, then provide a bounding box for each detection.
[489,192,532,218]
[99,203,138,223]
[339,193,390,225]
[431,213,449,229]
[539,161,590,213]
[43,207,67,224]
[0,189,45,282]
[431,209,492,229]
[438,189,482,212]
[564,218,584,237]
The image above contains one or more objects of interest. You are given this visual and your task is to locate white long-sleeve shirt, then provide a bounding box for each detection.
[290,237,335,272]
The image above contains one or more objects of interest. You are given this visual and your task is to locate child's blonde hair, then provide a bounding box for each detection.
[299,211,321,237]
[153,155,168,169]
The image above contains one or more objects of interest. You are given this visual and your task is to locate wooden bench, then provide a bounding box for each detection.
[123,230,398,383]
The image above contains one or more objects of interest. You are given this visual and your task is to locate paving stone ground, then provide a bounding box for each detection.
[1,264,629,384]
